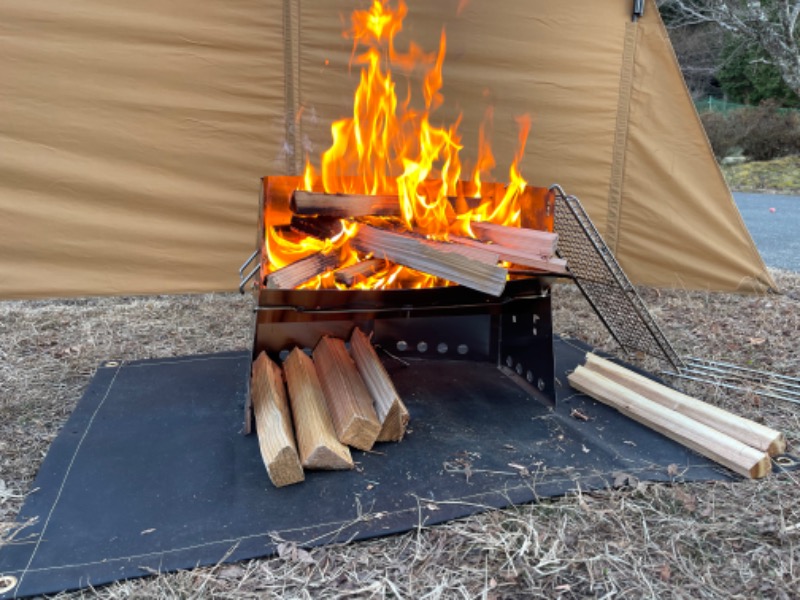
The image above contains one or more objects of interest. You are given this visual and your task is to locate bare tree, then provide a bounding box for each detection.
[658,0,800,96]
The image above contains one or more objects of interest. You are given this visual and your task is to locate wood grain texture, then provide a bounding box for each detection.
[351,225,507,296]
[333,258,388,287]
[470,221,558,256]
[250,352,304,487]
[350,328,409,442]
[568,366,771,479]
[291,190,401,217]
[583,353,786,456]
[313,336,381,451]
[283,348,354,470]
[266,252,338,290]
[450,236,568,274]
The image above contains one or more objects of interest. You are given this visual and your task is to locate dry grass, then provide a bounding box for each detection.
[1,272,800,599]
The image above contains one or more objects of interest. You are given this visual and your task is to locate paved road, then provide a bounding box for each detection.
[733,193,800,272]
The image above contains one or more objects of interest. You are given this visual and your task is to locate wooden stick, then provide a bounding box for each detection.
[313,336,382,451]
[283,348,354,470]
[292,190,401,218]
[333,258,388,287]
[568,366,771,479]
[266,252,339,289]
[470,221,558,257]
[583,353,786,456]
[450,236,568,274]
[352,225,508,296]
[250,352,304,487]
[350,328,409,442]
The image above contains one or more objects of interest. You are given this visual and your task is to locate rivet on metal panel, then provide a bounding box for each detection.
[457,344,469,355]
[437,343,448,354]
[515,363,523,375]
[526,370,534,383]
[537,378,546,391]
[417,341,428,353]
[396,341,408,351]
[532,327,538,337]
[506,356,514,368]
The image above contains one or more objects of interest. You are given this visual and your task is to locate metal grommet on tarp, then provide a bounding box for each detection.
[0,575,18,594]
[773,455,800,472]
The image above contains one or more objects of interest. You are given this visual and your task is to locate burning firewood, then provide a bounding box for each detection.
[291,190,401,218]
[450,236,568,274]
[351,225,508,296]
[266,252,339,290]
[349,328,409,442]
[470,221,558,257]
[333,258,388,287]
[313,336,381,451]
[288,216,344,241]
[283,348,354,470]
[250,352,304,487]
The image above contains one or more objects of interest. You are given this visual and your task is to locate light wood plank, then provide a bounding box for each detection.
[568,366,771,479]
[350,328,409,442]
[470,221,558,257]
[313,336,381,451]
[266,251,339,290]
[583,353,786,456]
[283,348,354,470]
[250,352,304,487]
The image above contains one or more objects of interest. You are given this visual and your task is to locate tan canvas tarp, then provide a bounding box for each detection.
[0,0,776,299]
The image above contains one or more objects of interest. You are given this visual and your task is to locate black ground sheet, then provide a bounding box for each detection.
[0,338,732,598]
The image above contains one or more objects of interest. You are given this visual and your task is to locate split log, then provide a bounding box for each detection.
[350,328,409,442]
[568,366,771,479]
[266,251,339,290]
[450,236,568,274]
[283,348,353,470]
[583,353,786,456]
[470,221,558,257]
[352,225,508,296]
[313,336,381,451]
[292,190,401,218]
[334,258,388,287]
[250,352,304,487]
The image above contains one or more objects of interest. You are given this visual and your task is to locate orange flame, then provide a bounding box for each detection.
[275,0,532,290]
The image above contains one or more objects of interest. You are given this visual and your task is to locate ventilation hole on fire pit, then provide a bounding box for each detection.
[279,350,290,361]
[417,342,428,353]
[437,343,448,354]
[526,370,534,383]
[537,378,546,391]
[396,341,408,351]
[506,356,514,368]
[515,363,523,375]
[532,327,538,337]
[457,344,469,355]
[512,315,517,323]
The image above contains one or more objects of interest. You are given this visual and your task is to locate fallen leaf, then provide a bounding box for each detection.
[581,444,590,454]
[748,337,766,346]
[667,463,679,477]
[659,563,671,582]
[570,408,590,421]
[140,528,156,535]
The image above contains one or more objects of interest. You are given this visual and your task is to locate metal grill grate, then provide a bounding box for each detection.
[552,185,683,369]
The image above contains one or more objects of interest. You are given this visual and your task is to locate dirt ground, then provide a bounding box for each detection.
[1,271,799,598]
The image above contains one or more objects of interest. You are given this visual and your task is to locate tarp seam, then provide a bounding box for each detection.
[605,20,638,254]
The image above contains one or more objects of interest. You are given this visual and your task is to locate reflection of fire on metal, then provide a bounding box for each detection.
[261,0,566,293]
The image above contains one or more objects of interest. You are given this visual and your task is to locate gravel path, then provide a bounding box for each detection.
[734,192,800,272]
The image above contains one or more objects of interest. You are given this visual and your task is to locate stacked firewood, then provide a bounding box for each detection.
[267,190,567,295]
[250,327,409,487]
